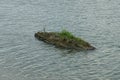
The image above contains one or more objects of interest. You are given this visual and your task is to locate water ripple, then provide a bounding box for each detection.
[0,0,120,80]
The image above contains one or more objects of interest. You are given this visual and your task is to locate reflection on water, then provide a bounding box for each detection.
[0,0,120,80]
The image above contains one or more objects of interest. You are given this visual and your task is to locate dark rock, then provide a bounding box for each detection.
[34,32,95,51]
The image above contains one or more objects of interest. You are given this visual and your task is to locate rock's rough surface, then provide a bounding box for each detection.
[34,32,95,50]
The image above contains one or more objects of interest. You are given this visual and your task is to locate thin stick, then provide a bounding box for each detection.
[43,27,45,32]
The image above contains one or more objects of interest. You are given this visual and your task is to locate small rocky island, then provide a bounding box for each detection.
[35,29,95,50]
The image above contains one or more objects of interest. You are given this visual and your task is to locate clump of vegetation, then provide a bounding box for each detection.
[59,29,75,39]
[58,29,90,46]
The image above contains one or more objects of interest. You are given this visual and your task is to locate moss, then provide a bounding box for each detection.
[76,37,90,46]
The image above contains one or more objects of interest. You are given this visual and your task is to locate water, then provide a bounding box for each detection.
[0,0,120,80]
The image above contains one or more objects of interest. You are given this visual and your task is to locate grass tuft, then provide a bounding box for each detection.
[59,29,75,39]
[58,29,90,46]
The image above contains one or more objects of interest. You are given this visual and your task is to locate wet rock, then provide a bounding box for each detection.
[34,31,95,51]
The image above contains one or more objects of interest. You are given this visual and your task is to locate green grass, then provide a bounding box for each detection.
[58,29,90,46]
[59,29,75,39]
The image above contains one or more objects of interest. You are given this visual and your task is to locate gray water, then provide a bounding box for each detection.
[0,0,120,80]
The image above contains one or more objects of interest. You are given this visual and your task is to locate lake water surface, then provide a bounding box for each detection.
[0,0,120,80]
